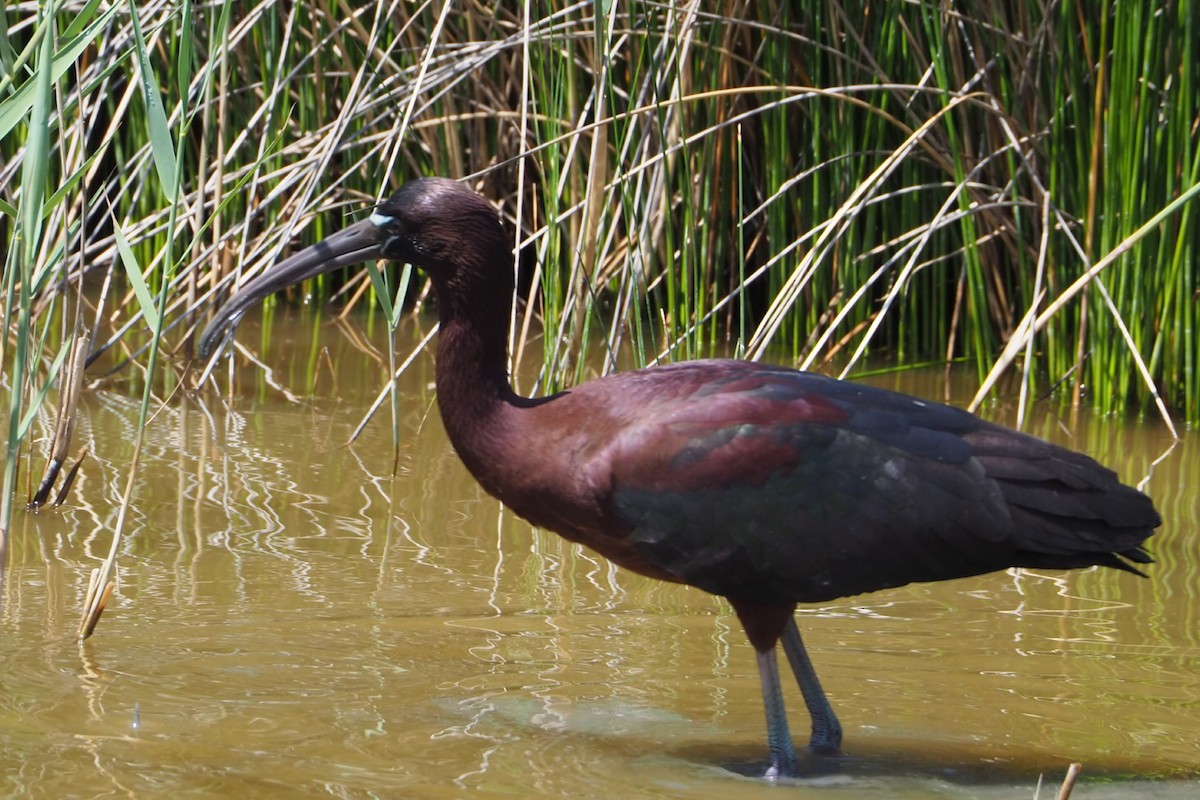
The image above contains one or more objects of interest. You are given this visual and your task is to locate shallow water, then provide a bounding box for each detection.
[2,313,1198,798]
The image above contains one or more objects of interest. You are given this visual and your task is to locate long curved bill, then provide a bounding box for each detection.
[197,216,386,358]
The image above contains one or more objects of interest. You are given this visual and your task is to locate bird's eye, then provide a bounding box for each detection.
[381,233,408,259]
[370,214,419,260]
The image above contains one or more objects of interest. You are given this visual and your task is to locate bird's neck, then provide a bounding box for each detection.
[432,269,520,480]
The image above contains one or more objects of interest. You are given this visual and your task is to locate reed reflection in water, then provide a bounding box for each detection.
[2,315,1197,798]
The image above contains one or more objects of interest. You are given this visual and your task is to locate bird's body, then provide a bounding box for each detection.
[444,358,1151,609]
[199,177,1160,778]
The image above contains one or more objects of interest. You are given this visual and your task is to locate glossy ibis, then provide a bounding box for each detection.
[198,177,1159,778]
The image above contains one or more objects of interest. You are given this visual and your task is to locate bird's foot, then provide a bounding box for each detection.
[761,761,794,781]
[761,743,798,780]
[808,718,842,754]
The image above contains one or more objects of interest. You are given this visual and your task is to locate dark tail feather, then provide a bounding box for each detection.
[968,426,1160,576]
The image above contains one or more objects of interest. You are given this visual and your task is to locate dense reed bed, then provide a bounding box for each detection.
[2,1,1196,565]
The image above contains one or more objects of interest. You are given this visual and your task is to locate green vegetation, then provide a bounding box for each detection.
[2,1,1197,557]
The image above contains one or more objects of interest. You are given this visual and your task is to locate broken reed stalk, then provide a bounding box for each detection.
[32,332,90,509]
[53,447,88,507]
[1055,762,1083,800]
[79,566,115,640]
[76,426,150,639]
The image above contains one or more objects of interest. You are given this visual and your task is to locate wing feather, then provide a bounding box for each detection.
[590,364,1157,605]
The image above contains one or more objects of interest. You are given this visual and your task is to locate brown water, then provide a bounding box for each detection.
[3,313,1198,798]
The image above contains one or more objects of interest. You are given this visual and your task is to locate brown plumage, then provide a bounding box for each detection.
[199,178,1160,778]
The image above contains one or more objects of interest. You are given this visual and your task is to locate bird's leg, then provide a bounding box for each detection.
[782,617,842,753]
[755,646,798,779]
